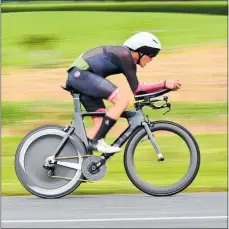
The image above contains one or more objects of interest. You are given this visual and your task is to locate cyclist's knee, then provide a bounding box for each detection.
[108,88,130,108]
[108,88,119,103]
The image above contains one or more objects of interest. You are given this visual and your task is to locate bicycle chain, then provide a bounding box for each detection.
[51,175,98,183]
[55,155,92,160]
[50,155,105,182]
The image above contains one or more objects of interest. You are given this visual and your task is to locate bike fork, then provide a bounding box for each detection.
[142,122,165,162]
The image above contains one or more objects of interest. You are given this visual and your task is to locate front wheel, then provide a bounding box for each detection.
[124,121,200,196]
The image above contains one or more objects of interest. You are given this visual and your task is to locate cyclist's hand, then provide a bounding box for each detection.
[165,80,181,91]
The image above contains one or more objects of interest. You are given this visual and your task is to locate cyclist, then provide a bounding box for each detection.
[66,32,181,154]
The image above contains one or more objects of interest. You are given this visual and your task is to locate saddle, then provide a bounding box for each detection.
[60,85,79,94]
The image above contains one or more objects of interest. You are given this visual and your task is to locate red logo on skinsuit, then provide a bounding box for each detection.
[74,71,80,77]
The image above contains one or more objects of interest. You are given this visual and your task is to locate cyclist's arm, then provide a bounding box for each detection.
[120,52,165,95]
[116,47,166,95]
[133,81,165,95]
[118,50,139,92]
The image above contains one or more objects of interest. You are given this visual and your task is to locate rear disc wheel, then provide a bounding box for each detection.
[15,125,87,199]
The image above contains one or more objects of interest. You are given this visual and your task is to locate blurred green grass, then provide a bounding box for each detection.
[2,133,227,196]
[2,11,227,68]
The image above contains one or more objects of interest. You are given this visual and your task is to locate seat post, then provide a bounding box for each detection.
[60,85,88,146]
[72,93,82,113]
[71,92,89,147]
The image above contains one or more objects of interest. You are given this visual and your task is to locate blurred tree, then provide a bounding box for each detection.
[19,34,59,50]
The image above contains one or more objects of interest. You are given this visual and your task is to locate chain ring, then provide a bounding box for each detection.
[81,155,107,181]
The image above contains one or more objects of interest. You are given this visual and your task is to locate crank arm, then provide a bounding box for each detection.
[56,161,82,170]
[142,122,165,161]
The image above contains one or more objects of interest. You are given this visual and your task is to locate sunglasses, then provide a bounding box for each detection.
[147,49,160,58]
[147,54,155,58]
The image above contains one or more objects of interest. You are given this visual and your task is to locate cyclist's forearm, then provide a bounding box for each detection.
[133,81,165,95]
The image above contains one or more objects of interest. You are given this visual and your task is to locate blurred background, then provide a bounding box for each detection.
[2,0,227,196]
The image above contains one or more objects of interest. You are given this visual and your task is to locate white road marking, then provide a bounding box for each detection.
[2,216,227,224]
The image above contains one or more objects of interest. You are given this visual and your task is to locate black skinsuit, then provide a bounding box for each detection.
[67,45,139,112]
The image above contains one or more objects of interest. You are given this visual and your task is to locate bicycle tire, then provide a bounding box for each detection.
[15,125,87,199]
[124,121,200,196]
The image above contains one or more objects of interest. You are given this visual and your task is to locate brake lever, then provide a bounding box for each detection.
[163,103,171,115]
[150,101,168,110]
[150,103,161,109]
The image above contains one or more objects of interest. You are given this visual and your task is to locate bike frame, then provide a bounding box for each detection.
[71,92,148,155]
[52,87,169,170]
[72,93,146,147]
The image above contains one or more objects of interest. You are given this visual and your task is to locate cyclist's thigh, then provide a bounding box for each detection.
[67,67,117,99]
[80,94,106,112]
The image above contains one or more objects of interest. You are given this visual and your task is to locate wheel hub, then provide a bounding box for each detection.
[43,156,56,169]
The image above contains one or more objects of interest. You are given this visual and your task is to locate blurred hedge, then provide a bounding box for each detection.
[2,1,227,15]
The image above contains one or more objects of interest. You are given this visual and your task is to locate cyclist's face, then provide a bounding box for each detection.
[139,55,153,68]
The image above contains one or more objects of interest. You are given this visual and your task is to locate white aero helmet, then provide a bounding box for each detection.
[123,32,162,58]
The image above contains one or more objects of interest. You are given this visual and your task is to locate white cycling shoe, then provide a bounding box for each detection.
[95,138,120,154]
